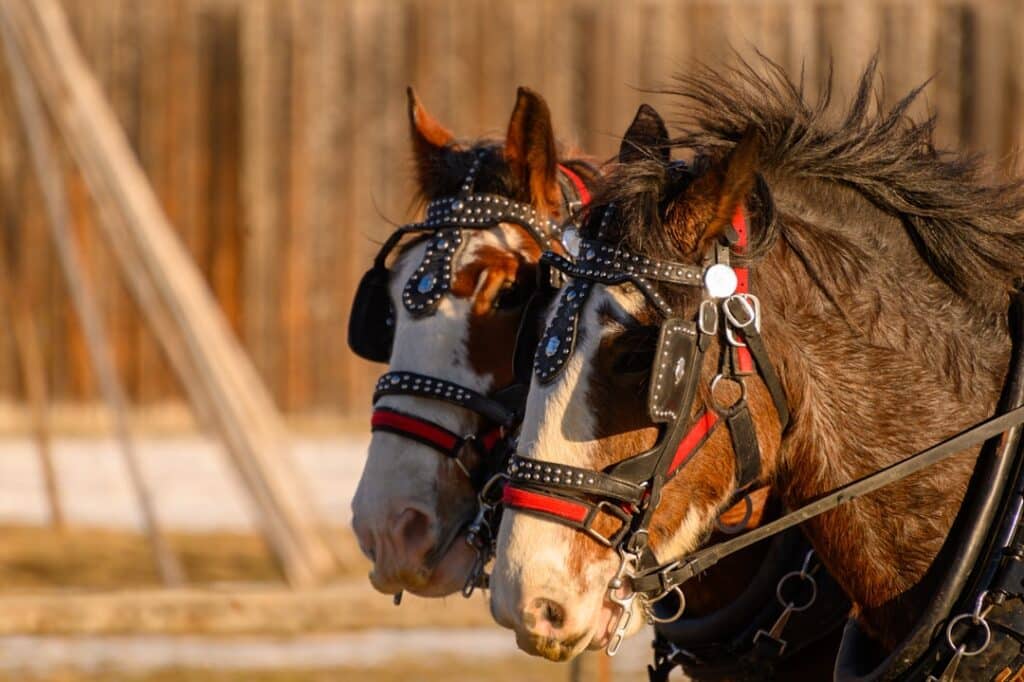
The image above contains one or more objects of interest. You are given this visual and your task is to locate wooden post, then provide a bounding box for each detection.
[0,0,334,586]
[0,250,64,530]
[0,12,184,586]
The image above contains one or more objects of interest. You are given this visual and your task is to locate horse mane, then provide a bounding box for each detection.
[592,55,1024,315]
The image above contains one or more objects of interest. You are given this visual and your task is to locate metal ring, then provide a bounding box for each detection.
[945,613,992,657]
[714,494,754,534]
[776,570,817,612]
[478,472,508,505]
[647,586,687,623]
[709,373,747,416]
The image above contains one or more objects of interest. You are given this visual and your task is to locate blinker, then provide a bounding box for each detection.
[348,264,395,363]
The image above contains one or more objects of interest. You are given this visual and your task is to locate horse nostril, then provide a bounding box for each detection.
[399,508,431,546]
[533,597,566,630]
[393,507,437,565]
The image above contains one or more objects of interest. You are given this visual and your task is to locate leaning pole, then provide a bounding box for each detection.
[0,0,335,587]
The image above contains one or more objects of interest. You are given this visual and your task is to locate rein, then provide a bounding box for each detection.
[348,150,594,597]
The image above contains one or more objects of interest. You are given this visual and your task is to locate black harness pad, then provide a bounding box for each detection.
[648,318,700,424]
[348,264,395,362]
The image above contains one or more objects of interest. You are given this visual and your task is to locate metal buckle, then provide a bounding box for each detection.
[698,299,718,336]
[580,500,633,548]
[724,294,761,347]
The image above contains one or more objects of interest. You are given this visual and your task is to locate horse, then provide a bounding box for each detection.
[489,56,1024,676]
[348,86,847,679]
[349,86,597,598]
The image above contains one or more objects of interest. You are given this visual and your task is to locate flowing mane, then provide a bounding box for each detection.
[593,56,1024,316]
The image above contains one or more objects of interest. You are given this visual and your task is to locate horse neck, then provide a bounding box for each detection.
[755,177,1012,647]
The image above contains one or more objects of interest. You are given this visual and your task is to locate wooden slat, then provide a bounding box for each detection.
[0,0,335,586]
[0,0,1019,420]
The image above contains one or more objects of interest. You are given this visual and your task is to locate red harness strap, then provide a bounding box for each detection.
[371,407,506,462]
[731,207,755,374]
[557,163,592,207]
[502,486,589,524]
[667,410,720,476]
[371,408,463,458]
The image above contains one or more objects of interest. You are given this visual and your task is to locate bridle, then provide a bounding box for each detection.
[500,177,790,654]
[348,149,593,596]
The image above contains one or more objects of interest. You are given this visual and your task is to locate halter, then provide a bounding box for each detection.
[348,149,593,595]
[501,197,790,654]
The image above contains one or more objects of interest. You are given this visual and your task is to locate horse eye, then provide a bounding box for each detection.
[493,282,529,311]
[614,348,655,374]
[612,327,658,374]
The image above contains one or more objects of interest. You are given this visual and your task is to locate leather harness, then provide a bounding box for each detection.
[348,150,593,594]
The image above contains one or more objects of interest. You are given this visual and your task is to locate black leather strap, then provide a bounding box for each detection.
[631,402,1024,596]
[507,454,647,505]
[373,371,519,427]
[728,405,762,488]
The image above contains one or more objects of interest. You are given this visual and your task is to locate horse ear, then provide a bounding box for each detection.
[407,86,454,191]
[505,87,559,211]
[668,127,762,255]
[619,104,670,163]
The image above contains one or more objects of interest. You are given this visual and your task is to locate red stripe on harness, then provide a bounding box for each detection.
[668,410,720,475]
[371,408,460,455]
[558,164,591,207]
[731,207,754,373]
[502,486,590,524]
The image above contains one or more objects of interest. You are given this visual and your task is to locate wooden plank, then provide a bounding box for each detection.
[933,1,968,149]
[282,0,311,413]
[0,0,334,586]
[0,582,492,635]
[0,6,184,584]
[240,0,286,403]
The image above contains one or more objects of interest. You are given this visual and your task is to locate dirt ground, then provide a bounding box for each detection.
[0,656,648,682]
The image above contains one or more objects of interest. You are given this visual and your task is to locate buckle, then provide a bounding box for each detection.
[580,500,634,548]
[724,294,761,347]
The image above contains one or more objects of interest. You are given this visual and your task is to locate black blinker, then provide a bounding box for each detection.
[513,262,558,385]
[347,264,395,362]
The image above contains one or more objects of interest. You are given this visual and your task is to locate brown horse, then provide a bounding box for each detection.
[350,87,597,597]
[490,57,1024,664]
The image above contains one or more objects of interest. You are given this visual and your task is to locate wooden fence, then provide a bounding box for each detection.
[0,0,1021,421]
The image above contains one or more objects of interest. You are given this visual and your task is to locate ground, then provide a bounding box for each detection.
[0,434,654,681]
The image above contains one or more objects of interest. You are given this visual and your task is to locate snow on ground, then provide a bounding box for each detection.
[0,435,371,531]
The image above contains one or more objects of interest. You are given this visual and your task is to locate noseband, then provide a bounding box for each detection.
[348,150,592,594]
[501,197,789,653]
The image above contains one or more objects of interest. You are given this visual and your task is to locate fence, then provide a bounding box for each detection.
[0,0,1021,421]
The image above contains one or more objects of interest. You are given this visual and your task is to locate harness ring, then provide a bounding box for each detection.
[709,373,748,417]
[944,612,992,657]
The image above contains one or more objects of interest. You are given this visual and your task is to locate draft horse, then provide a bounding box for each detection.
[348,87,848,679]
[492,58,1024,681]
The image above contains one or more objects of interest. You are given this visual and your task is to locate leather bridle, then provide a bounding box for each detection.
[501,194,790,653]
[348,150,593,596]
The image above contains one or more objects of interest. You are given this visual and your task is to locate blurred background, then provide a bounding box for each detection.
[0,0,1020,680]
